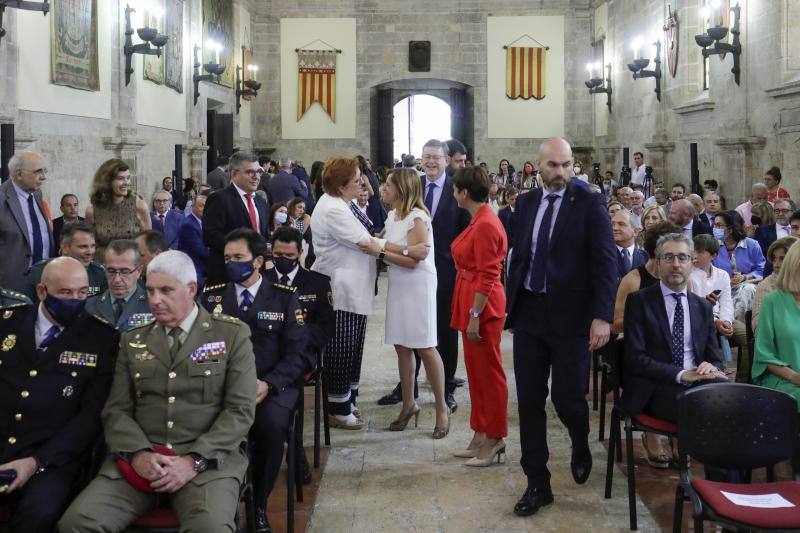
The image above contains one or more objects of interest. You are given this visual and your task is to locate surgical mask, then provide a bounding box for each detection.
[713,228,726,241]
[274,256,298,275]
[225,260,255,284]
[573,166,581,174]
[44,291,86,327]
[274,212,288,224]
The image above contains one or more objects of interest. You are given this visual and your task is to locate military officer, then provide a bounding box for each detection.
[86,239,153,331]
[59,250,257,533]
[0,257,118,533]
[201,228,306,533]
[23,221,107,299]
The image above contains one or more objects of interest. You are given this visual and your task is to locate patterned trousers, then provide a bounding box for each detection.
[324,310,368,416]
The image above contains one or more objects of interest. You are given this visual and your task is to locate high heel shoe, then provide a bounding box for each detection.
[388,404,420,431]
[465,441,506,467]
[453,447,480,458]
[432,411,450,439]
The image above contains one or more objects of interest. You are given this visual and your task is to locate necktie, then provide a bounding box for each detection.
[27,195,44,264]
[240,290,253,315]
[280,274,290,285]
[424,182,437,216]
[529,194,558,293]
[244,194,259,232]
[349,201,374,233]
[159,214,165,229]
[113,299,125,322]
[670,293,685,367]
[168,327,182,358]
[781,225,790,234]
[621,248,632,273]
[39,325,61,351]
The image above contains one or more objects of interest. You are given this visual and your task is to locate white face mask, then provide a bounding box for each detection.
[275,212,288,224]
[573,166,581,175]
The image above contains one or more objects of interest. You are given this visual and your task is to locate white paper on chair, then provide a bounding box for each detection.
[720,491,795,508]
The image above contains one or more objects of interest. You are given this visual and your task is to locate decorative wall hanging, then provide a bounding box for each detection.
[164,0,184,93]
[202,0,233,88]
[503,35,549,100]
[51,0,99,91]
[664,4,678,78]
[296,41,341,122]
[143,3,165,85]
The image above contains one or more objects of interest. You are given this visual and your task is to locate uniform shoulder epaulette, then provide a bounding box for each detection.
[203,283,227,293]
[90,261,106,271]
[211,312,241,324]
[0,288,33,308]
[90,313,116,328]
[273,283,298,293]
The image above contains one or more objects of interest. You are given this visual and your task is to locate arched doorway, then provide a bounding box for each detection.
[392,94,451,163]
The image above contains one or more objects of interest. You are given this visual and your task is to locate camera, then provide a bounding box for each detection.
[620,165,631,186]
[591,163,602,186]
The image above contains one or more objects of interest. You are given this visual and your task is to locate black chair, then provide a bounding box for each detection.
[672,383,800,533]
[597,337,623,442]
[286,408,303,533]
[301,352,330,468]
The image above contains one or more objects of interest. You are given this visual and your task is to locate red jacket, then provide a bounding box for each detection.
[450,204,508,331]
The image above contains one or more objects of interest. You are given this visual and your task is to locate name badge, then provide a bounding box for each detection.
[190,341,226,364]
[257,311,284,321]
[59,351,97,367]
[298,294,317,302]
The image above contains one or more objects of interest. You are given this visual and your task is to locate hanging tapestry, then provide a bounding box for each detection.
[164,0,184,93]
[143,3,164,85]
[51,0,99,91]
[297,50,337,122]
[202,0,234,88]
[505,46,546,100]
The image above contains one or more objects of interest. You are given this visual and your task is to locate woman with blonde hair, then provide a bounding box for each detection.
[641,204,667,230]
[361,168,449,437]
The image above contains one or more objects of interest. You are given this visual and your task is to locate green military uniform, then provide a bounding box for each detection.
[58,305,257,533]
[23,259,107,300]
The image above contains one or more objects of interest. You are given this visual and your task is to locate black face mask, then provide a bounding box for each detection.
[44,291,86,327]
[225,260,256,284]
[274,256,298,276]
[751,215,762,226]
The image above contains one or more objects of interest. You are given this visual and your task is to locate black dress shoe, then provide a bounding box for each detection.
[571,446,592,485]
[377,382,418,405]
[445,392,458,413]
[255,507,272,533]
[454,377,466,387]
[513,487,554,516]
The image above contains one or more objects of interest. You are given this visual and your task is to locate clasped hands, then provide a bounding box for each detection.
[131,450,197,493]
[682,361,728,383]
[358,238,430,260]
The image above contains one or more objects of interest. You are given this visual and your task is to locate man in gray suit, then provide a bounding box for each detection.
[267,158,306,205]
[86,239,152,332]
[206,156,230,191]
[0,151,53,291]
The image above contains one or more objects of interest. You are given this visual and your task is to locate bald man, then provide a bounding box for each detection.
[668,199,712,238]
[506,138,617,517]
[0,257,119,533]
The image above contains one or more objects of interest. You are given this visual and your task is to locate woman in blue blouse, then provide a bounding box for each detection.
[712,210,766,323]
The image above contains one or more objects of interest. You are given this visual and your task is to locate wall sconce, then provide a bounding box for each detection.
[694,2,742,85]
[627,36,662,101]
[585,62,612,112]
[193,41,225,106]
[0,1,49,43]
[124,3,168,86]
[235,62,261,114]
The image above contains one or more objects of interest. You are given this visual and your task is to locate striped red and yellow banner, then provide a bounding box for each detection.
[505,46,547,100]
[297,50,337,122]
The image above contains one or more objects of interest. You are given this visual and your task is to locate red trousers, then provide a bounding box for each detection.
[461,320,508,438]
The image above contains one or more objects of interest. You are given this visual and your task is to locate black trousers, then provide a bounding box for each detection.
[251,396,293,507]
[411,285,459,393]
[0,464,79,533]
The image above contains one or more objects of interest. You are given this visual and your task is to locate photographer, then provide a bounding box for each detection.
[631,151,646,186]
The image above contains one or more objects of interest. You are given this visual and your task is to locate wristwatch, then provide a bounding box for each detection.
[188,453,209,473]
[378,248,386,261]
[33,456,46,476]
[402,248,409,257]
[469,308,481,319]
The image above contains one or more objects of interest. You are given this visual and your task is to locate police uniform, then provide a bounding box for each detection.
[0,295,119,533]
[58,305,257,533]
[200,276,306,515]
[23,259,108,300]
[85,284,153,332]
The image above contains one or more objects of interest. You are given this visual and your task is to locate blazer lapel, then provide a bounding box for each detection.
[145,322,172,369]
[547,184,576,250]
[255,196,269,236]
[521,188,543,257]
[688,295,705,362]
[4,188,31,246]
[647,285,673,351]
[431,176,451,224]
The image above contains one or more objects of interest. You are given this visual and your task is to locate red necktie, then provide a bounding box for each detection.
[159,214,165,228]
[245,194,258,232]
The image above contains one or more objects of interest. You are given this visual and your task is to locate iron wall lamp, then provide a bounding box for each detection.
[124,4,168,86]
[585,62,612,112]
[627,38,662,101]
[235,63,261,114]
[0,1,49,43]
[193,42,225,106]
[694,2,742,85]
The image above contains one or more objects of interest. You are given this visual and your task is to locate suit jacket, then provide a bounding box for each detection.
[691,218,713,237]
[755,224,778,257]
[151,209,185,249]
[498,206,514,241]
[0,303,118,470]
[620,283,723,415]
[177,215,209,285]
[0,180,54,291]
[268,171,305,205]
[700,211,716,228]
[505,183,618,336]
[292,167,315,213]
[207,167,230,191]
[53,215,85,253]
[615,246,648,279]
[202,185,270,283]
[85,284,152,332]
[99,306,256,485]
[425,175,471,291]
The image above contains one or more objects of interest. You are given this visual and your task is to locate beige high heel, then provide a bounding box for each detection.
[388,404,420,431]
[465,441,506,467]
[453,447,480,458]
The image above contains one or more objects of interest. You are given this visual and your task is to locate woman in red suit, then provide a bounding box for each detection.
[450,166,509,466]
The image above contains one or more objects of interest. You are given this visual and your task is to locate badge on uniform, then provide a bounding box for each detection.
[62,385,74,398]
[1,334,16,351]
[58,351,98,367]
[257,311,283,321]
[213,304,223,315]
[190,341,226,364]
[88,286,101,296]
[127,313,154,328]
[133,350,154,361]
[298,294,317,303]
[3,310,13,319]
[294,309,305,326]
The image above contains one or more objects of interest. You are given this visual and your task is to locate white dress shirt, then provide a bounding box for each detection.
[616,243,636,267]
[276,264,300,285]
[682,221,694,238]
[524,186,566,292]
[423,172,447,218]
[659,282,694,382]
[631,164,646,186]
[233,182,260,230]
[689,265,733,323]
[35,303,61,349]
[776,222,791,239]
[235,274,263,307]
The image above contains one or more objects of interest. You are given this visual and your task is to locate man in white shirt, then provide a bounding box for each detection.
[630,151,646,186]
[755,198,795,258]
[735,182,769,228]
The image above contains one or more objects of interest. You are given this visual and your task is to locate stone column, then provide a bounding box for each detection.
[185,143,210,180]
[644,134,676,189]
[713,136,767,206]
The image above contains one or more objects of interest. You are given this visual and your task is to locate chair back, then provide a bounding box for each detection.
[678,383,797,470]
[604,336,625,391]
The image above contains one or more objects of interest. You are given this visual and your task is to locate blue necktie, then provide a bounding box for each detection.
[240,290,253,316]
[349,201,374,234]
[38,325,61,351]
[28,195,44,264]
[621,248,632,273]
[670,293,685,367]
[529,194,558,293]
[424,182,437,215]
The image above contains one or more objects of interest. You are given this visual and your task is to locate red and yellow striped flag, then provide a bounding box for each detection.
[297,50,337,122]
[505,46,547,100]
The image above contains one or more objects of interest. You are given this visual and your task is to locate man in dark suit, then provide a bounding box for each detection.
[669,199,712,238]
[177,194,210,288]
[52,194,84,253]
[200,228,306,533]
[203,151,270,284]
[267,158,306,205]
[150,190,185,249]
[755,198,794,258]
[701,191,723,228]
[292,162,315,213]
[0,257,118,532]
[612,210,648,279]
[206,156,230,191]
[506,138,618,517]
[0,152,54,291]
[498,187,519,240]
[620,233,727,423]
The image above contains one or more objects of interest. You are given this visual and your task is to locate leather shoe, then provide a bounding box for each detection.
[255,507,272,533]
[445,392,458,413]
[377,382,418,406]
[454,377,466,387]
[513,487,554,516]
[571,446,592,485]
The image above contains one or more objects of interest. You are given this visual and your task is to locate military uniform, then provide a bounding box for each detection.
[85,284,153,332]
[200,277,306,512]
[0,296,119,533]
[23,259,108,300]
[58,305,257,533]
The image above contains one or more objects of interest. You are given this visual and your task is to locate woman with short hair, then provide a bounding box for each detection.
[764,166,790,204]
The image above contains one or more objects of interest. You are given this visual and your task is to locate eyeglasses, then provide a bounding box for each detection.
[235,169,259,177]
[421,155,444,162]
[658,253,692,264]
[107,268,138,277]
[791,224,800,231]
[774,208,792,214]
[22,168,48,176]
